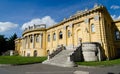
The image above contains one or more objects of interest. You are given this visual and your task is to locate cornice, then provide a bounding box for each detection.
[47,5,105,30]
[22,28,46,36]
[22,5,107,35]
[114,19,120,23]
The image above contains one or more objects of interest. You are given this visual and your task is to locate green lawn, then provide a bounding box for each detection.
[76,58,120,66]
[0,56,47,65]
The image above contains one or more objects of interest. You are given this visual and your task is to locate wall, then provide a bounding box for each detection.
[114,20,120,58]
[15,5,117,59]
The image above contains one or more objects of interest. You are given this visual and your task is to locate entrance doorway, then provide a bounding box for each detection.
[33,50,37,57]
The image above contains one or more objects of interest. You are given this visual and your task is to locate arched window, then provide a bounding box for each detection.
[30,36,33,43]
[33,50,37,57]
[48,34,50,42]
[36,35,39,42]
[53,33,56,41]
[91,24,95,32]
[115,30,120,40]
[68,30,71,38]
[59,31,63,39]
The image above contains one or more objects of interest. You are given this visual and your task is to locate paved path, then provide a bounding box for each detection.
[0,64,120,74]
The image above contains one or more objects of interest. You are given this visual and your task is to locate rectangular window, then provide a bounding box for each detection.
[30,36,33,43]
[36,35,39,43]
[53,33,56,41]
[48,35,50,42]
[91,24,95,32]
[59,31,63,39]
[115,31,120,40]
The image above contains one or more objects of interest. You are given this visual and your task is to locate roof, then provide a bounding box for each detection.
[46,5,106,30]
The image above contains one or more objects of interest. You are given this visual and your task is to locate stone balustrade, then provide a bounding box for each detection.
[24,24,46,31]
[49,45,65,59]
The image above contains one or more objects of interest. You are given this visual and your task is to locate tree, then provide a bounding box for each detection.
[7,33,18,50]
[0,35,7,55]
[0,33,18,55]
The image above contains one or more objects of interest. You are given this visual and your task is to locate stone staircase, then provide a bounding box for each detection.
[42,49,76,67]
[42,42,103,67]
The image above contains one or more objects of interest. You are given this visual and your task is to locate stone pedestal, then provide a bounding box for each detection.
[82,42,101,61]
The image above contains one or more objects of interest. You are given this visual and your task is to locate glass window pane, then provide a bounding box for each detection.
[53,33,56,40]
[59,31,63,39]
[91,24,95,32]
[48,35,50,42]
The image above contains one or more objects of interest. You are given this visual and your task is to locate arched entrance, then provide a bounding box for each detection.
[33,50,37,57]
[77,29,82,45]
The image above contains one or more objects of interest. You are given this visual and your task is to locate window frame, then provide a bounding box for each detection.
[53,33,56,41]
[30,36,33,43]
[48,34,50,42]
[59,31,63,39]
[91,24,95,32]
[36,35,39,43]
[115,30,120,40]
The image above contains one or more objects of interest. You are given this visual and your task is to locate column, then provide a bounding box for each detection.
[63,26,67,46]
[56,30,58,47]
[24,36,26,49]
[32,34,35,48]
[28,35,30,49]
[23,37,25,49]
[69,24,74,48]
[27,36,29,48]
[40,33,43,48]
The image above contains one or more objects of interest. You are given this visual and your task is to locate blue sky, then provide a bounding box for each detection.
[0,0,120,38]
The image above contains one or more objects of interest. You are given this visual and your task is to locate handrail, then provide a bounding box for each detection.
[49,45,65,59]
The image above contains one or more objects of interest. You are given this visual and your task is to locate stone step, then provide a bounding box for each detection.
[42,49,76,67]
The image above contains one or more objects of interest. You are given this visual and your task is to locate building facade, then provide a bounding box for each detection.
[15,5,120,59]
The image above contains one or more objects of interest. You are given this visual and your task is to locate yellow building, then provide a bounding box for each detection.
[15,5,120,59]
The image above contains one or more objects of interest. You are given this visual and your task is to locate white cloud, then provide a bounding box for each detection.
[111,5,120,9]
[21,16,57,30]
[0,22,18,32]
[111,15,120,20]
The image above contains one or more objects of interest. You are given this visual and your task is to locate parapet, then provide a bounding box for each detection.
[24,24,46,32]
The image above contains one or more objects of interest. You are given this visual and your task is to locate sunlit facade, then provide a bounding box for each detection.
[15,5,120,59]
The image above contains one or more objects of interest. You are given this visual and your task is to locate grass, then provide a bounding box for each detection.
[76,58,120,66]
[0,56,47,65]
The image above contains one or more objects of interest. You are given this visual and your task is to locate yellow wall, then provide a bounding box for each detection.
[113,20,120,58]
[15,5,119,59]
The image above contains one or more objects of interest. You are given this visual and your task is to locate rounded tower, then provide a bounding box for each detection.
[21,24,47,57]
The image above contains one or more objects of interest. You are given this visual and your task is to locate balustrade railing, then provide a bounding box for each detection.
[49,45,65,59]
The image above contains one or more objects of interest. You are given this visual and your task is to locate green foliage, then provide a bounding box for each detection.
[0,35,7,55]
[0,56,47,64]
[76,58,120,66]
[0,33,18,55]
[7,33,18,50]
